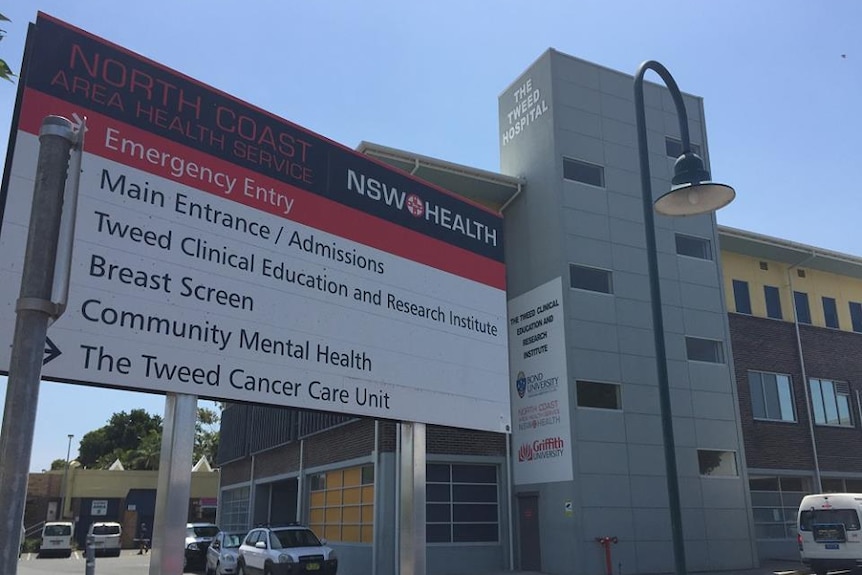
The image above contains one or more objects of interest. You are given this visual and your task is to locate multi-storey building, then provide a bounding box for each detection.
[720,226,862,560]
[217,49,766,575]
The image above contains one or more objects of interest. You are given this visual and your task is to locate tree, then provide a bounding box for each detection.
[76,406,220,470]
[49,459,67,471]
[0,13,15,82]
[78,409,163,469]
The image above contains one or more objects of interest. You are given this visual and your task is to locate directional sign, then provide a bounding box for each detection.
[0,13,511,432]
[43,337,62,365]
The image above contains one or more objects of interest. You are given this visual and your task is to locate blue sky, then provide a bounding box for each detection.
[0,0,860,471]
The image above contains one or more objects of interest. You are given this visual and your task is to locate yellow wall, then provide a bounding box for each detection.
[721,250,862,331]
[58,467,218,499]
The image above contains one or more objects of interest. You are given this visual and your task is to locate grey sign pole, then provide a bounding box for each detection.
[149,393,197,575]
[0,116,76,575]
[399,421,426,575]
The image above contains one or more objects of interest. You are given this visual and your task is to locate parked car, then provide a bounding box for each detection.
[237,524,337,575]
[39,521,74,558]
[88,521,122,557]
[185,522,220,569]
[206,530,246,575]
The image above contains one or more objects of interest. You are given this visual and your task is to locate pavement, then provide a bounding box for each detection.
[476,558,811,575]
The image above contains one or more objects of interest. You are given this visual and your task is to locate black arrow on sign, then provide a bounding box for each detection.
[44,337,61,365]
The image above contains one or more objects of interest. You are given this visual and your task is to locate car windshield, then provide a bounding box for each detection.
[189,525,220,538]
[273,529,322,548]
[44,525,71,536]
[93,525,120,535]
[223,533,243,548]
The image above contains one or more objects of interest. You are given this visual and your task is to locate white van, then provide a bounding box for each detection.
[39,521,74,558]
[798,492,862,575]
[89,521,122,556]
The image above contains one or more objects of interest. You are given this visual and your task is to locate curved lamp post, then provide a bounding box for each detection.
[633,60,735,575]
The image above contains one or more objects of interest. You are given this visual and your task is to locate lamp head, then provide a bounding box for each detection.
[654,152,735,216]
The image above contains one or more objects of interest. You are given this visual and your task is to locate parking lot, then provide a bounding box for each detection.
[16,550,202,575]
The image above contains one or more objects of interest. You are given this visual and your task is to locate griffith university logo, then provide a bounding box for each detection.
[518,437,565,462]
[405,193,424,217]
[516,371,527,398]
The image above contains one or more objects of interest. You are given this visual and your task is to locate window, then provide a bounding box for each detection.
[809,378,853,427]
[685,337,724,363]
[427,463,499,543]
[569,264,613,294]
[748,371,795,422]
[749,475,811,540]
[309,465,375,543]
[732,280,752,314]
[697,450,738,477]
[800,509,861,531]
[794,291,811,324]
[220,486,250,532]
[823,297,839,329]
[675,234,712,260]
[851,302,862,333]
[665,137,701,158]
[563,157,604,187]
[577,381,621,410]
[764,286,782,320]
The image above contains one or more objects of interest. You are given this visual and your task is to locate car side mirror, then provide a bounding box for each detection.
[320,538,327,545]
[212,542,220,550]
[255,541,267,549]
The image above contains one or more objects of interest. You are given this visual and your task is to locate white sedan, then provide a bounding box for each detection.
[206,530,246,575]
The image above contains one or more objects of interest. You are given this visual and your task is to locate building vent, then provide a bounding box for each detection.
[759,261,769,271]
[798,269,806,278]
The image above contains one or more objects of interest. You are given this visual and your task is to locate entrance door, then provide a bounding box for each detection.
[517,493,541,571]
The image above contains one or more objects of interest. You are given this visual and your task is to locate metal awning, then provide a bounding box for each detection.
[356,141,524,212]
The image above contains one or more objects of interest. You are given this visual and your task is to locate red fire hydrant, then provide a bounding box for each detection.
[595,536,619,575]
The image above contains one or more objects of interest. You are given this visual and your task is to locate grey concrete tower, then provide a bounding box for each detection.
[499,49,757,574]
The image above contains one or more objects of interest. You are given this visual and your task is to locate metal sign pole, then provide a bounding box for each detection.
[149,393,197,575]
[0,116,75,575]
[399,421,426,575]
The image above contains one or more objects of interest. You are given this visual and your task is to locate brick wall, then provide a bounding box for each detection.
[730,313,862,473]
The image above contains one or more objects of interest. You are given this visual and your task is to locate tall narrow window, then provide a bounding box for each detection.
[823,297,839,329]
[809,378,853,427]
[675,234,712,260]
[732,280,752,315]
[850,302,862,333]
[764,286,782,320]
[569,264,613,294]
[748,371,795,422]
[563,157,604,187]
[794,292,811,324]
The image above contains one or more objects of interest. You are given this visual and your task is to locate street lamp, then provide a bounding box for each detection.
[59,434,73,520]
[633,60,735,575]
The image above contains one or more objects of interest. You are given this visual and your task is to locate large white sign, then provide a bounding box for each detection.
[508,277,572,484]
[0,14,510,433]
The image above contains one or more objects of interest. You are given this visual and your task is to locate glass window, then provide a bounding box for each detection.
[851,302,862,333]
[823,297,840,329]
[426,463,499,544]
[809,379,853,427]
[749,475,811,540]
[765,286,783,320]
[220,486,250,532]
[733,280,752,314]
[569,264,613,294]
[675,234,712,260]
[577,381,621,410]
[800,509,861,531]
[748,371,795,422]
[309,466,375,543]
[685,337,724,363]
[697,450,738,476]
[665,137,702,158]
[794,292,811,324]
[563,157,604,187]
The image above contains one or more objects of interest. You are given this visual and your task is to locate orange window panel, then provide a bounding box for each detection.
[343,467,361,486]
[361,525,374,542]
[342,505,361,523]
[309,509,325,524]
[323,525,341,541]
[327,470,344,488]
[310,492,326,507]
[343,487,361,504]
[325,507,342,523]
[326,490,343,505]
[361,485,374,503]
[361,504,374,523]
[341,525,361,542]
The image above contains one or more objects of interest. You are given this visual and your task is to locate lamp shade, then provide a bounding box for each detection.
[654,152,736,216]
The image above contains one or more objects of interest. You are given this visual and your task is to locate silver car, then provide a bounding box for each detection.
[206,530,246,575]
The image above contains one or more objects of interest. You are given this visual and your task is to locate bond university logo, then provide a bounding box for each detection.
[516,371,527,398]
[518,437,565,462]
